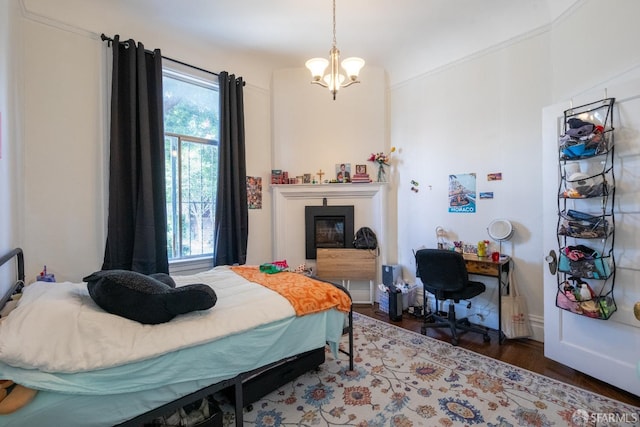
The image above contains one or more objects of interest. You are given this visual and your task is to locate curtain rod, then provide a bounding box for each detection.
[101,33,246,85]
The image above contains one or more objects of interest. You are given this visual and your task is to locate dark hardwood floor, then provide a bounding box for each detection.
[353,304,639,407]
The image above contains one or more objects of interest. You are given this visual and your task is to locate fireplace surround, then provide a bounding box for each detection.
[271,183,386,299]
[305,202,354,259]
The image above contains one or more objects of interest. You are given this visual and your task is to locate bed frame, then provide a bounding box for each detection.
[0,248,25,310]
[0,248,353,427]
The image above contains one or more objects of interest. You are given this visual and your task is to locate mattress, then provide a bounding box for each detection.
[0,266,349,426]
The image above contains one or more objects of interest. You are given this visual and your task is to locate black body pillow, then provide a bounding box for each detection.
[84,270,217,325]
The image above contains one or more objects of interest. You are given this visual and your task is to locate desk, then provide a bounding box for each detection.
[462,254,511,344]
[316,248,377,304]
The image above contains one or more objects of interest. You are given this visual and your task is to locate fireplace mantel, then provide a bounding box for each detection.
[271,183,387,299]
[271,183,385,199]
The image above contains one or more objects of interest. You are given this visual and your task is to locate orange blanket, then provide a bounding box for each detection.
[230,266,351,316]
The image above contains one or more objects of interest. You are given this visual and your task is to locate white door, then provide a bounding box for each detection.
[542,79,640,396]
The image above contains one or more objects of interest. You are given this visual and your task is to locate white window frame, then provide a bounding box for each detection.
[162,60,219,274]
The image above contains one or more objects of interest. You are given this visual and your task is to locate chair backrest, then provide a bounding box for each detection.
[415,249,469,293]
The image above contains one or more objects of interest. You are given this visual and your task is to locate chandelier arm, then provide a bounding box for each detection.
[340,80,361,89]
[310,80,329,88]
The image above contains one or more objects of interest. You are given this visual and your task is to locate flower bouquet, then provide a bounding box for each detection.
[368,147,396,182]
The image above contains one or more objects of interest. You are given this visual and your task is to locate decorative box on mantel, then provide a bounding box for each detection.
[271,183,387,302]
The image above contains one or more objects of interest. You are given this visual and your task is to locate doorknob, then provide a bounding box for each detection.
[545,250,557,275]
[634,302,640,321]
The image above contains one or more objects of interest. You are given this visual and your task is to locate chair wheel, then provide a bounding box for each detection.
[451,338,459,346]
[420,326,427,335]
[483,334,490,343]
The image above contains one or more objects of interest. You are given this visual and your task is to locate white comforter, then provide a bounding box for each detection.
[0,266,296,373]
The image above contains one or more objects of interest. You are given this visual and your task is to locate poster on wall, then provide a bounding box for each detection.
[247,176,262,209]
[448,173,476,213]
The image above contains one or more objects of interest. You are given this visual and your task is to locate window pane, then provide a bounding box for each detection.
[165,135,179,259]
[163,69,219,261]
[163,73,218,139]
[180,141,217,258]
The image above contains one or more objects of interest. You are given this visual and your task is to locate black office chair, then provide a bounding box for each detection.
[415,249,490,345]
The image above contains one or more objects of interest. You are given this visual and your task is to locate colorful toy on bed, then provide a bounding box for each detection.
[259,259,289,274]
[84,270,217,324]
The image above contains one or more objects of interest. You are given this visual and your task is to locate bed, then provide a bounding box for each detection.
[0,248,353,426]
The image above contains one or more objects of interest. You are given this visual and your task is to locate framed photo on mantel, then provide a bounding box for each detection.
[335,163,351,182]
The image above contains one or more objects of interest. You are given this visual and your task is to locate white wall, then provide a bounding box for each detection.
[268,66,388,295]
[0,0,21,296]
[391,0,640,341]
[243,85,273,266]
[21,19,106,283]
[392,34,551,339]
[14,5,275,281]
[272,66,387,176]
[549,0,640,101]
[0,0,12,254]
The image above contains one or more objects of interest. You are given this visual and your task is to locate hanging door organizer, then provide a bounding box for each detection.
[555,97,617,320]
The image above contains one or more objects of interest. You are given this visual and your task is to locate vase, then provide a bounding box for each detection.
[377,164,387,182]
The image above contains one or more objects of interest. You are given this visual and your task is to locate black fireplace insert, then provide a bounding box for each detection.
[304,205,355,259]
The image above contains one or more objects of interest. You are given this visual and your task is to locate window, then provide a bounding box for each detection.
[163,66,219,261]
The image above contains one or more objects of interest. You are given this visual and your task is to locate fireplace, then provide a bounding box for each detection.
[305,204,355,259]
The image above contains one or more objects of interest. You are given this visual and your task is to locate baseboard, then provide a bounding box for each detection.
[528,313,544,342]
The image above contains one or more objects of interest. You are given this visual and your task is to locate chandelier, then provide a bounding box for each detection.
[305,0,365,100]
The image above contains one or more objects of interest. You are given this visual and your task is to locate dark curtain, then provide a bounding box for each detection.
[102,35,169,274]
[214,72,248,266]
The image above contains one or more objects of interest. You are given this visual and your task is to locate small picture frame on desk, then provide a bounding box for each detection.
[463,244,478,255]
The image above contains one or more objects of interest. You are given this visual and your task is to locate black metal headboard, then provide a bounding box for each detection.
[0,247,25,311]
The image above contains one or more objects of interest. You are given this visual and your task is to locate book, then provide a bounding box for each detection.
[351,173,371,183]
[271,169,283,184]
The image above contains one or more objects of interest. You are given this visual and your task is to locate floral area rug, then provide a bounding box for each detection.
[221,313,639,426]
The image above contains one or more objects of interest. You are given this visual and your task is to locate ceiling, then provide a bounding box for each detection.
[23,0,579,84]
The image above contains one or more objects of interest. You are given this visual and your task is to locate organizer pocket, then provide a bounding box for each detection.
[559,131,609,160]
[560,173,609,198]
[556,277,617,319]
[556,289,582,314]
[558,210,610,238]
[558,251,611,279]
